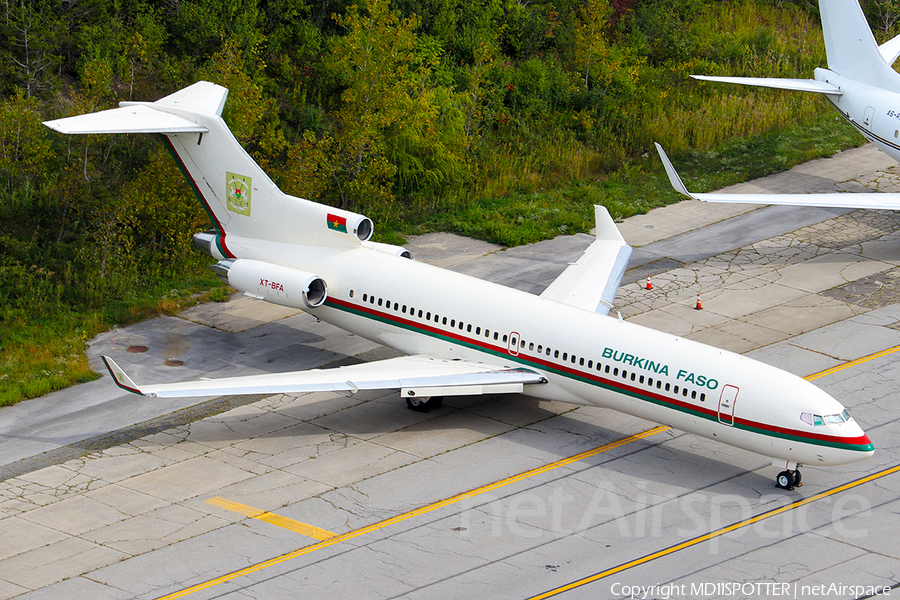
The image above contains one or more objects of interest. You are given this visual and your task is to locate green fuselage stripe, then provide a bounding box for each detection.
[323,298,872,454]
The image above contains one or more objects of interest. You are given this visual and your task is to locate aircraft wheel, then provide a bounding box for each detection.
[406,397,429,412]
[776,470,794,490]
[793,469,802,487]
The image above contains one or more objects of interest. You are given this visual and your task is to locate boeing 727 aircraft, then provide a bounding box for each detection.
[671,0,900,209]
[44,82,873,490]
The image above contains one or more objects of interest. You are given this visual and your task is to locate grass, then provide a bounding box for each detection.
[0,274,230,408]
[423,112,864,245]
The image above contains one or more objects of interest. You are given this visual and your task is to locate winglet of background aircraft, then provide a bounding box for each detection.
[654,142,900,210]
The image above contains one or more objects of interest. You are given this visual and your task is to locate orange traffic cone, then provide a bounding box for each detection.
[695,293,703,310]
[646,275,653,290]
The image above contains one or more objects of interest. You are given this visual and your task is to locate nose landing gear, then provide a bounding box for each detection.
[775,461,803,490]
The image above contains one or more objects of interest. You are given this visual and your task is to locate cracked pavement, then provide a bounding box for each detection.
[1,144,900,598]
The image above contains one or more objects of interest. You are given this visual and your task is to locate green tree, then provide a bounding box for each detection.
[0,90,53,195]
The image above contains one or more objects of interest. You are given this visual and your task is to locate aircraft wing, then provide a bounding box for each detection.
[691,75,843,96]
[655,143,900,210]
[103,355,547,399]
[539,205,632,315]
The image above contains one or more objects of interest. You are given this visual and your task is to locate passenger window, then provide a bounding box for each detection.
[554,350,559,358]
[700,393,705,402]
[494,332,499,341]
[664,383,670,391]
[579,358,584,366]
[588,360,593,368]
[691,390,696,399]
[529,343,534,351]
[639,375,645,384]
[443,317,447,325]
[402,305,407,313]
[363,293,367,301]
[451,319,455,327]
[674,385,679,394]
[467,324,472,332]
[476,327,481,335]
[378,298,383,306]
[502,335,508,343]
[350,290,354,298]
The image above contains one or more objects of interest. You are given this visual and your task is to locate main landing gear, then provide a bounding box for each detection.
[406,396,443,413]
[775,467,802,490]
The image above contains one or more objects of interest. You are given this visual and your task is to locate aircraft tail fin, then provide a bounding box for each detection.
[819,0,897,86]
[44,82,373,255]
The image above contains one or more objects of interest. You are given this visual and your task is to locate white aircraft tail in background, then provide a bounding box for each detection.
[45,81,873,489]
[682,0,900,208]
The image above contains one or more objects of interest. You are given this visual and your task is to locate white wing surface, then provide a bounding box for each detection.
[540,205,632,315]
[690,75,843,96]
[655,143,900,210]
[103,355,546,399]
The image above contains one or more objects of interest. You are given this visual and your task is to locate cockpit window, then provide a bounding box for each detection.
[801,410,850,426]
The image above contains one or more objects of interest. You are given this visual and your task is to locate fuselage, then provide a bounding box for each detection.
[816,67,900,162]
[225,235,874,468]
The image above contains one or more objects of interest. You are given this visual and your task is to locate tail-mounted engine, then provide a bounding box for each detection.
[210,258,327,309]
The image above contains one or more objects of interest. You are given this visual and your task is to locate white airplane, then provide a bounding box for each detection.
[44,81,873,490]
[662,0,900,209]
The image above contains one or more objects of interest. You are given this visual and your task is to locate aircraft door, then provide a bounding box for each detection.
[717,384,739,425]
[864,106,875,129]
[507,331,520,356]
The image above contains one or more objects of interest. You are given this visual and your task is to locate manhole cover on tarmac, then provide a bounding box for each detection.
[126,345,149,353]
[164,359,185,367]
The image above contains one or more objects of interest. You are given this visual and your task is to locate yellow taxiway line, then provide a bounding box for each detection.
[157,425,669,600]
[159,344,900,600]
[205,497,337,541]
[526,463,900,600]
[804,344,900,381]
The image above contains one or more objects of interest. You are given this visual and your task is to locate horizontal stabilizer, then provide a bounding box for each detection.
[43,81,229,135]
[691,75,843,96]
[44,104,208,135]
[880,34,900,67]
[540,205,632,315]
[655,143,900,210]
[102,355,546,399]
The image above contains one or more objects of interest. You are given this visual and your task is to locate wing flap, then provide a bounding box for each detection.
[103,355,546,399]
[655,143,900,210]
[540,205,632,315]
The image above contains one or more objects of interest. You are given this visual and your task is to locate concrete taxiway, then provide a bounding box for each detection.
[2,144,900,599]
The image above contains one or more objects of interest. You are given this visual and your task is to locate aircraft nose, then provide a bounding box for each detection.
[842,430,874,463]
